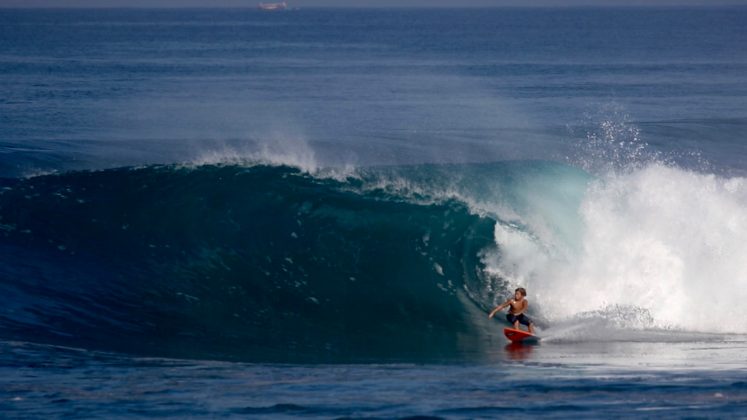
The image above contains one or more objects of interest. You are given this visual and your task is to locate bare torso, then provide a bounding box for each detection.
[508,298,527,315]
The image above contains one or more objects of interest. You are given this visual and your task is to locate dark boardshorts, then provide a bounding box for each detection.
[506,313,533,326]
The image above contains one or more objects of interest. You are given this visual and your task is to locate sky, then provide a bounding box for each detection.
[1,0,745,8]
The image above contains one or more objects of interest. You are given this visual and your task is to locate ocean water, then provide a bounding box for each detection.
[1,6,746,418]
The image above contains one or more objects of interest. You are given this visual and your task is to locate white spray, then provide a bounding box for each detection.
[558,165,746,333]
[484,121,747,335]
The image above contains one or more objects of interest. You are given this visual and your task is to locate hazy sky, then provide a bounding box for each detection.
[1,0,744,8]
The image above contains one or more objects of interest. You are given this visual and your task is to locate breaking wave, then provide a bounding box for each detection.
[0,159,744,361]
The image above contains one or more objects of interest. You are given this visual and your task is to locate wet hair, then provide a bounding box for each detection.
[515,287,527,297]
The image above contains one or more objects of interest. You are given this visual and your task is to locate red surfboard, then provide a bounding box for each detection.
[503,327,538,343]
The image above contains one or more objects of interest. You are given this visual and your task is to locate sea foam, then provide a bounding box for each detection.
[486,163,747,334]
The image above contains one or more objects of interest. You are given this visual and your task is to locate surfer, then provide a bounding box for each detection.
[488,287,535,334]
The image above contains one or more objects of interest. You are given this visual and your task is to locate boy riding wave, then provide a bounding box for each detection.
[488,287,535,334]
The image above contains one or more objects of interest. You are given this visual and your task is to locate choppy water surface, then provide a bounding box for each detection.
[1,6,746,418]
[2,340,747,418]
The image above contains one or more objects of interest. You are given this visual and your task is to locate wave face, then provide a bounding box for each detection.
[0,160,745,361]
[0,164,497,361]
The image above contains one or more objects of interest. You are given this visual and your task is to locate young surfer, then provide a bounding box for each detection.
[488,287,535,334]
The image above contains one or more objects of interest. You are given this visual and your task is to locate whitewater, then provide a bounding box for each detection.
[487,164,747,336]
[1,6,747,418]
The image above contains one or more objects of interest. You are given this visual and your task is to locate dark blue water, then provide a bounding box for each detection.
[1,7,746,418]
[2,7,747,176]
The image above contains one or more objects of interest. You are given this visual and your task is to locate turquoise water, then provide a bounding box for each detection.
[1,7,746,418]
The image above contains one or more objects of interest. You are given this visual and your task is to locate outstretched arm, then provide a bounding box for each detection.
[488,300,510,318]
